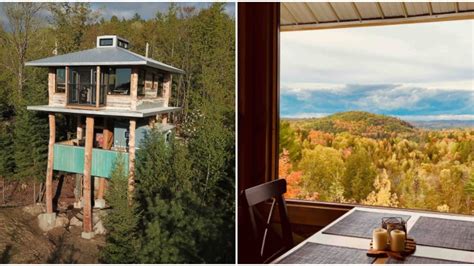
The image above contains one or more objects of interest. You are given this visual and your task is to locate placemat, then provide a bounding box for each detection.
[322,210,411,239]
[409,216,474,251]
[386,256,469,264]
[278,242,375,264]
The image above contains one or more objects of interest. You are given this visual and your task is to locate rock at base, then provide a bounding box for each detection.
[73,201,83,209]
[94,220,106,235]
[38,213,56,231]
[94,199,106,209]
[81,231,95,240]
[70,216,82,227]
[55,216,69,228]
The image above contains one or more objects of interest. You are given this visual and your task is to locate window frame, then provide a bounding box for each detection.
[102,67,132,96]
[99,38,113,47]
[55,67,66,93]
[137,69,146,97]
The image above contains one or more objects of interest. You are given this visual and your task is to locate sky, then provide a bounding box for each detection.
[0,2,235,27]
[281,20,474,121]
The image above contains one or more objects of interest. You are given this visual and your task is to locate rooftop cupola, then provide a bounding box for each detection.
[96,35,129,49]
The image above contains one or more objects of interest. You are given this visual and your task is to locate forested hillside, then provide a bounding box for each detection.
[0,2,234,263]
[280,112,474,215]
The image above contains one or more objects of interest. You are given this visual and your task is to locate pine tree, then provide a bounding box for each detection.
[101,157,140,264]
[13,109,48,182]
[135,130,206,263]
[0,121,15,180]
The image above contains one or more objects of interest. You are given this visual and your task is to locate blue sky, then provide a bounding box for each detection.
[0,2,235,27]
[281,20,473,121]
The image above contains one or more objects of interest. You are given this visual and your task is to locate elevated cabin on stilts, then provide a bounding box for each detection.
[26,35,184,239]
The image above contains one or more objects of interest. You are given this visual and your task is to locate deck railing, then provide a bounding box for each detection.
[53,143,129,178]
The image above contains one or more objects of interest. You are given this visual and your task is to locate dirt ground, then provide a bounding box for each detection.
[0,206,105,263]
[1,175,77,208]
[0,175,105,263]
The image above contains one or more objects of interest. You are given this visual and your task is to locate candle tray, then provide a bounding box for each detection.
[367,237,416,261]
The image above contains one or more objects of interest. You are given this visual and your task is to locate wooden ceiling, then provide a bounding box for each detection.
[281,2,474,31]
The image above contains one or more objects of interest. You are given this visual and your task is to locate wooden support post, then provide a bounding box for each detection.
[96,66,100,108]
[162,73,172,107]
[46,113,55,214]
[128,119,136,205]
[48,68,55,106]
[83,116,94,234]
[97,119,113,201]
[130,67,138,110]
[162,113,168,124]
[77,116,83,141]
[65,66,69,106]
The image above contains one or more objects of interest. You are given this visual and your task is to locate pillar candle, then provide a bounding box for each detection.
[390,229,406,252]
[372,228,388,250]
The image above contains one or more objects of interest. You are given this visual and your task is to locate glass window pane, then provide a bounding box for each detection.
[113,68,131,95]
[56,68,65,84]
[99,38,113,46]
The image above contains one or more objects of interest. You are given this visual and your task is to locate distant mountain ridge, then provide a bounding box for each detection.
[410,120,474,129]
[286,111,415,138]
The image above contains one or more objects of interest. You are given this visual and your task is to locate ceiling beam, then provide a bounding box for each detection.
[351,3,363,22]
[428,2,433,16]
[282,3,299,25]
[401,2,408,18]
[327,2,341,22]
[304,2,320,24]
[376,2,385,19]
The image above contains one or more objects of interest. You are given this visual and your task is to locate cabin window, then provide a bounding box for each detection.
[138,69,146,96]
[117,40,129,49]
[99,38,113,46]
[68,67,98,105]
[151,73,156,90]
[157,74,164,97]
[55,68,66,93]
[101,67,131,95]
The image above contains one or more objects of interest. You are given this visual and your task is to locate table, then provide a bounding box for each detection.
[272,206,474,264]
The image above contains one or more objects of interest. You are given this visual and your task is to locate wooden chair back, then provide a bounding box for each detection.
[241,179,293,263]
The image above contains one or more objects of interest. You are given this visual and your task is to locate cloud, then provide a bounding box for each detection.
[281,19,474,120]
[280,83,474,119]
[281,20,474,85]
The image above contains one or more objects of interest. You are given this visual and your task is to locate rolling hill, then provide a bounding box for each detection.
[286,111,415,138]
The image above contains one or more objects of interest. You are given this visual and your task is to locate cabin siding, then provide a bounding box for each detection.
[106,95,131,109]
[51,93,66,106]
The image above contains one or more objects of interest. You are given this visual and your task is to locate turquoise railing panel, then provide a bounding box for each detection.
[53,144,129,178]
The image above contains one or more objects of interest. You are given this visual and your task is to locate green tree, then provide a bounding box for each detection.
[101,158,140,263]
[135,131,206,263]
[48,2,98,53]
[0,121,15,179]
[280,121,301,162]
[13,109,48,182]
[299,146,345,201]
[342,147,377,202]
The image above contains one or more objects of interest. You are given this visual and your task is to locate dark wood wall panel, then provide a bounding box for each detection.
[238,2,280,193]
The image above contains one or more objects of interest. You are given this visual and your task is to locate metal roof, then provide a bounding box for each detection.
[27,105,182,118]
[281,2,474,31]
[25,47,185,74]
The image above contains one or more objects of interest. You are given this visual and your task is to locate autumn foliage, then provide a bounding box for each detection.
[280,112,474,215]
